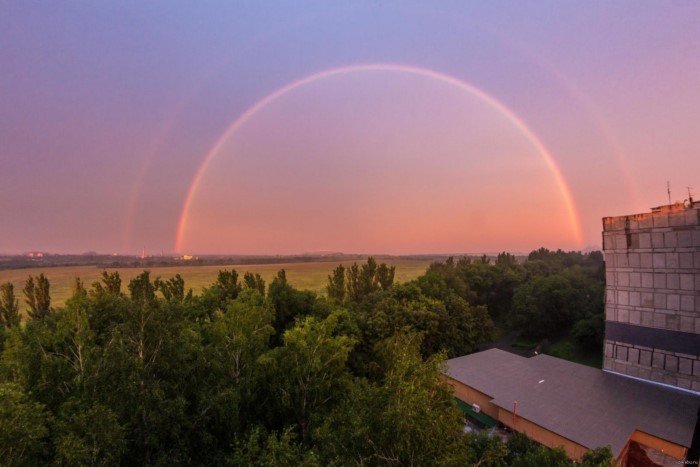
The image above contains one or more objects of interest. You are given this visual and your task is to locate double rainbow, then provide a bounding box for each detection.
[175,63,583,252]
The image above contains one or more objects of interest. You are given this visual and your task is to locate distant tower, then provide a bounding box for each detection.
[602,198,700,392]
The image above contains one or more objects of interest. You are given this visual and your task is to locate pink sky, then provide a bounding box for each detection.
[1,3,698,255]
[180,70,577,254]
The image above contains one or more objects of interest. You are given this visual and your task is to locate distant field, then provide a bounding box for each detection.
[0,259,433,312]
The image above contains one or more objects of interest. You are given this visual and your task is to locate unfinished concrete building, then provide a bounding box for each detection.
[602,200,700,392]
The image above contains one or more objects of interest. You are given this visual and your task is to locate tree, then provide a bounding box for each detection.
[202,289,275,441]
[325,265,346,302]
[201,269,243,312]
[438,295,495,357]
[495,251,519,268]
[0,282,20,328]
[214,269,242,299]
[343,258,396,302]
[469,432,508,466]
[417,257,472,302]
[57,278,94,387]
[260,313,355,440]
[127,271,156,306]
[155,274,191,302]
[208,289,273,384]
[581,446,614,466]
[315,333,473,465]
[268,269,319,340]
[572,314,605,350]
[0,383,49,465]
[24,274,51,320]
[98,271,203,464]
[511,445,570,467]
[346,260,376,301]
[90,271,122,297]
[511,275,578,339]
[230,426,319,466]
[375,262,395,290]
[505,432,572,467]
[243,272,266,295]
[53,401,126,466]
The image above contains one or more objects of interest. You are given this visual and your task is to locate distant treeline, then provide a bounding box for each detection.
[419,248,606,351]
[0,253,485,271]
[0,250,611,466]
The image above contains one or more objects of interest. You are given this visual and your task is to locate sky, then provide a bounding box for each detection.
[1,1,699,255]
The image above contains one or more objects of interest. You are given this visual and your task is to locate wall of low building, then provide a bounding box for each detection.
[627,430,688,460]
[444,376,590,460]
[443,375,500,420]
[496,407,590,460]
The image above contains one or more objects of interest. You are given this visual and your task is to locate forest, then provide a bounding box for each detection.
[0,250,611,466]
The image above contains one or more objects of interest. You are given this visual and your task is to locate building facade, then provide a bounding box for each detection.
[602,200,700,392]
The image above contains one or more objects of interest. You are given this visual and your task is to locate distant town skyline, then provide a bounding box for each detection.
[2,2,699,254]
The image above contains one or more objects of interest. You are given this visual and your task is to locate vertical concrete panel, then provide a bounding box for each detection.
[653,273,666,288]
[652,232,665,248]
[666,273,680,289]
[630,272,641,287]
[666,252,680,268]
[629,292,640,307]
[618,272,630,287]
[653,293,667,308]
[667,294,680,311]
[615,235,627,250]
[617,253,629,268]
[628,253,640,267]
[679,252,693,268]
[617,291,629,306]
[679,274,694,290]
[678,231,692,247]
[680,315,695,333]
[653,253,666,268]
[680,295,694,312]
[653,215,669,228]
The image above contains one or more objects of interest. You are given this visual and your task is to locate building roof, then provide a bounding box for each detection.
[445,349,700,456]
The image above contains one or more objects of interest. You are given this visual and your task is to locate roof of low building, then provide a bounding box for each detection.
[445,349,700,456]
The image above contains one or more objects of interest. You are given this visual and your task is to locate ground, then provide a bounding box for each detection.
[482,329,602,368]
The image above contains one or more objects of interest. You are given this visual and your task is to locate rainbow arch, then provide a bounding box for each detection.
[175,63,583,252]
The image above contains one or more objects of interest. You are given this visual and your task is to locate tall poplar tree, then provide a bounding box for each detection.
[0,282,20,328]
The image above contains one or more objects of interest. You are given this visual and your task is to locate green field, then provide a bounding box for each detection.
[0,258,433,312]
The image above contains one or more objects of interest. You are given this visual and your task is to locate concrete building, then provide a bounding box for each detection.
[602,200,700,392]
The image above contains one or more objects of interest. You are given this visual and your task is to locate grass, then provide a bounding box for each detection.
[0,258,433,313]
[511,336,540,350]
[544,337,602,368]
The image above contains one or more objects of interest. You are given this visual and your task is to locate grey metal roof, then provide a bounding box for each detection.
[445,349,700,456]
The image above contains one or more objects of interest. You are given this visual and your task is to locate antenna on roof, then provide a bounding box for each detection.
[687,186,694,205]
[667,181,671,204]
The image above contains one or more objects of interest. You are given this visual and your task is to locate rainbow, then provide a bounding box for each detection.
[175,63,583,252]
